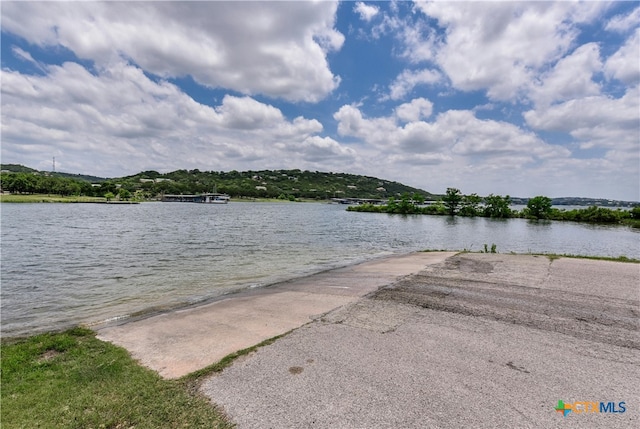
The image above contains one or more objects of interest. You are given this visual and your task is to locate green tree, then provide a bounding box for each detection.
[36,176,54,195]
[118,188,132,201]
[396,193,417,214]
[527,196,552,219]
[459,193,482,217]
[442,187,462,216]
[386,196,398,213]
[61,179,81,196]
[100,181,117,196]
[10,174,29,194]
[423,201,447,215]
[0,173,10,192]
[483,194,512,218]
[104,192,115,202]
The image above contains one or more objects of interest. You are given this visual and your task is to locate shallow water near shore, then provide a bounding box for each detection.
[1,201,638,337]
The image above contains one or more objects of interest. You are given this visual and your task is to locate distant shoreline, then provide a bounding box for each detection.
[0,194,137,204]
[0,193,313,204]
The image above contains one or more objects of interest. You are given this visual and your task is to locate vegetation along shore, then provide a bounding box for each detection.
[348,188,640,227]
[1,165,637,227]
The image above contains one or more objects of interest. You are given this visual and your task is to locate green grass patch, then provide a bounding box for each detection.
[181,332,289,384]
[0,194,106,203]
[437,249,638,263]
[535,253,640,263]
[1,327,231,429]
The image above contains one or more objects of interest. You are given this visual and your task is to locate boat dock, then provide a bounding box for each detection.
[161,193,230,203]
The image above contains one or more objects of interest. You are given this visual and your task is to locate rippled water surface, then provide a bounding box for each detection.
[1,202,638,336]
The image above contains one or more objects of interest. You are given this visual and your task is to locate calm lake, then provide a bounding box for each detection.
[1,201,638,337]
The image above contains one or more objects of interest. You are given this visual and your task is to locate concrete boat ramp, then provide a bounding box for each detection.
[97,252,455,379]
[97,252,640,428]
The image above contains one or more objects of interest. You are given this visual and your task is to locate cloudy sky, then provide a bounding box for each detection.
[1,1,638,200]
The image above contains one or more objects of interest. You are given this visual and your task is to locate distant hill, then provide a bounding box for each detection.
[3,164,636,205]
[548,197,637,207]
[115,168,435,200]
[53,172,108,183]
[1,164,107,183]
[510,196,637,208]
[1,164,434,200]
[1,164,38,174]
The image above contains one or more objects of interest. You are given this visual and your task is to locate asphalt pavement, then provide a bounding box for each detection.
[199,253,640,429]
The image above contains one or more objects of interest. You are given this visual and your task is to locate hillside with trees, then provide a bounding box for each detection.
[2,165,637,212]
[116,169,434,200]
[0,165,433,201]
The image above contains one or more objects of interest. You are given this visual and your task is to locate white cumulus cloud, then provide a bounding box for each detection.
[332,102,594,197]
[412,1,607,101]
[395,98,434,122]
[354,2,379,22]
[604,29,640,85]
[529,43,603,107]
[0,61,354,176]
[605,6,640,33]
[387,69,442,100]
[0,1,344,103]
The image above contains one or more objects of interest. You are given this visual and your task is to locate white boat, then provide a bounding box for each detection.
[204,194,230,204]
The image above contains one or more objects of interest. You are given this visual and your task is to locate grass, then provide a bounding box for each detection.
[535,253,640,263]
[1,327,232,429]
[424,248,638,263]
[0,194,106,203]
[183,332,289,382]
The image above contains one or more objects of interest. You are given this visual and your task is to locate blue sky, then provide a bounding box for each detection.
[1,1,638,200]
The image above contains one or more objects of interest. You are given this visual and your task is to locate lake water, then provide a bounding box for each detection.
[1,201,638,337]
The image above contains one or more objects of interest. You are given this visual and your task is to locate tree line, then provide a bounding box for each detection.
[348,188,640,226]
[2,172,638,225]
[1,172,103,197]
[1,168,432,201]
[116,168,431,200]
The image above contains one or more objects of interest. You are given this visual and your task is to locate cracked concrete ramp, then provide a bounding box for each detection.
[97,252,456,378]
[200,254,639,429]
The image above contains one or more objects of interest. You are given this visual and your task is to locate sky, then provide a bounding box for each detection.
[1,1,639,200]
